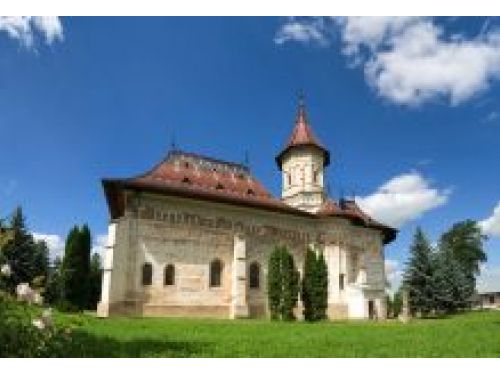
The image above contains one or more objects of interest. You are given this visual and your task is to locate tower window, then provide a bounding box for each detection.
[313,170,319,183]
[142,263,153,286]
[209,259,223,287]
[164,264,175,286]
[287,173,292,186]
[339,273,345,291]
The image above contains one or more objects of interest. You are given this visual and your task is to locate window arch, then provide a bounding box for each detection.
[142,262,153,286]
[164,264,175,286]
[249,262,260,289]
[209,258,223,287]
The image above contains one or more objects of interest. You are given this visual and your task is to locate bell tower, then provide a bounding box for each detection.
[276,95,330,213]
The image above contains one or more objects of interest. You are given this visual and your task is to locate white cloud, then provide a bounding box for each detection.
[477,265,500,293]
[33,232,65,260]
[274,17,327,46]
[32,231,107,261]
[92,234,108,259]
[0,16,63,48]
[356,171,450,228]
[479,201,500,237]
[385,259,404,294]
[276,17,500,106]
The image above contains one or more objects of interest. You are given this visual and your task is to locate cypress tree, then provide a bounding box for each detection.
[301,248,328,322]
[301,247,316,321]
[267,245,299,321]
[267,246,282,320]
[281,247,299,321]
[61,225,92,310]
[315,251,328,320]
[403,227,435,316]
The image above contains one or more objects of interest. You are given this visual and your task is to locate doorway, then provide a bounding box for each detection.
[368,300,375,320]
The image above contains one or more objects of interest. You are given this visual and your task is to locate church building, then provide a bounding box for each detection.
[97,98,397,320]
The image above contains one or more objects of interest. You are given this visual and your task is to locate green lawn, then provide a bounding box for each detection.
[58,310,500,357]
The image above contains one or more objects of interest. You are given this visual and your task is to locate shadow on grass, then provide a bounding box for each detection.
[63,331,211,358]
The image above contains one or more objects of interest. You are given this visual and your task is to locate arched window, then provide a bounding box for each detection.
[287,173,292,186]
[249,262,260,289]
[142,263,153,286]
[209,258,223,287]
[164,264,175,286]
[313,170,319,184]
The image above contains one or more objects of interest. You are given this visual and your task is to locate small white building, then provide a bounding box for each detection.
[97,98,397,320]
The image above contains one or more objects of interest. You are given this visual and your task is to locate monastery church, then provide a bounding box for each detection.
[97,98,397,320]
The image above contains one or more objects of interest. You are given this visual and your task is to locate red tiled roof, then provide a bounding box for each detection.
[102,150,396,244]
[103,150,314,220]
[276,102,330,169]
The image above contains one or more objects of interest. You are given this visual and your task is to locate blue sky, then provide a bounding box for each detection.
[0,17,499,291]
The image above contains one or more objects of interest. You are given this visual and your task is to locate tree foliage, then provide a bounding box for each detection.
[301,247,328,322]
[61,225,92,310]
[88,253,102,310]
[403,227,435,316]
[267,245,299,321]
[0,207,49,292]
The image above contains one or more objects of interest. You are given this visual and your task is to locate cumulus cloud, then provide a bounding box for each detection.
[274,17,327,46]
[32,232,107,261]
[92,234,108,259]
[275,17,500,106]
[0,16,63,48]
[479,201,500,237]
[356,172,450,228]
[33,232,65,260]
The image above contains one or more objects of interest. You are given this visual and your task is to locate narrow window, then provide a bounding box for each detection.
[210,259,223,287]
[249,262,260,289]
[142,263,153,286]
[313,170,318,183]
[339,273,345,291]
[164,264,175,286]
[288,173,292,186]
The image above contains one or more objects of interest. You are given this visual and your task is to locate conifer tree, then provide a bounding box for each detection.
[1,207,49,292]
[439,220,486,306]
[403,227,435,316]
[61,225,92,310]
[301,247,317,321]
[267,246,282,320]
[267,245,299,321]
[315,251,328,320]
[280,247,299,321]
[301,248,328,321]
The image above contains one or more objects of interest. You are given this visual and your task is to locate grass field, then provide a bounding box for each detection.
[58,310,500,357]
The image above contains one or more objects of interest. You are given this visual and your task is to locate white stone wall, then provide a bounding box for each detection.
[98,192,387,320]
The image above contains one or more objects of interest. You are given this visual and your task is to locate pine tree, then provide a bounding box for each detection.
[1,207,49,292]
[403,227,435,316]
